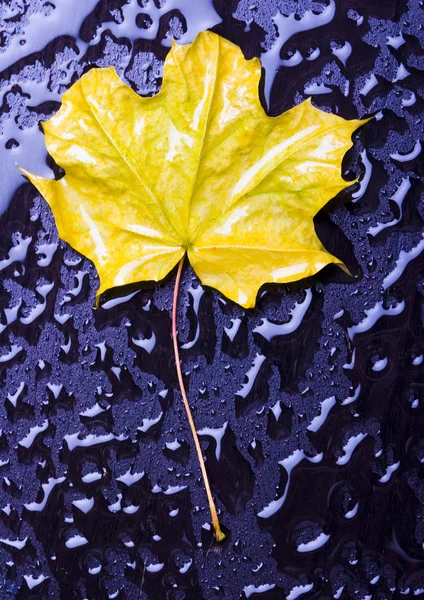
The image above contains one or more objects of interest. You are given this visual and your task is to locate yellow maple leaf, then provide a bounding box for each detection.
[22,31,366,309]
[20,31,368,543]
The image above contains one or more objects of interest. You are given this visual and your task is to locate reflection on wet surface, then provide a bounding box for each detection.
[0,0,423,598]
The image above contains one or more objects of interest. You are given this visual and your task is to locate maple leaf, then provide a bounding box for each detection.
[21,31,366,309]
[20,31,368,542]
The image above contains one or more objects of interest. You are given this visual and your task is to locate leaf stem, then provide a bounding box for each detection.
[172,255,225,542]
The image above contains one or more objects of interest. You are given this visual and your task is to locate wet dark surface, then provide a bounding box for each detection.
[0,0,424,598]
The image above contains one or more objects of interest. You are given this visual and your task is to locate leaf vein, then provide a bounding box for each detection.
[78,77,181,242]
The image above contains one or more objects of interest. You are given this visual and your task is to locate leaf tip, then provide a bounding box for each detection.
[351,114,373,134]
[18,166,38,184]
[337,260,354,278]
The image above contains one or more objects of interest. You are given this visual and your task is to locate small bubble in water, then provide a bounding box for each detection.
[5,139,19,150]
[136,13,153,29]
